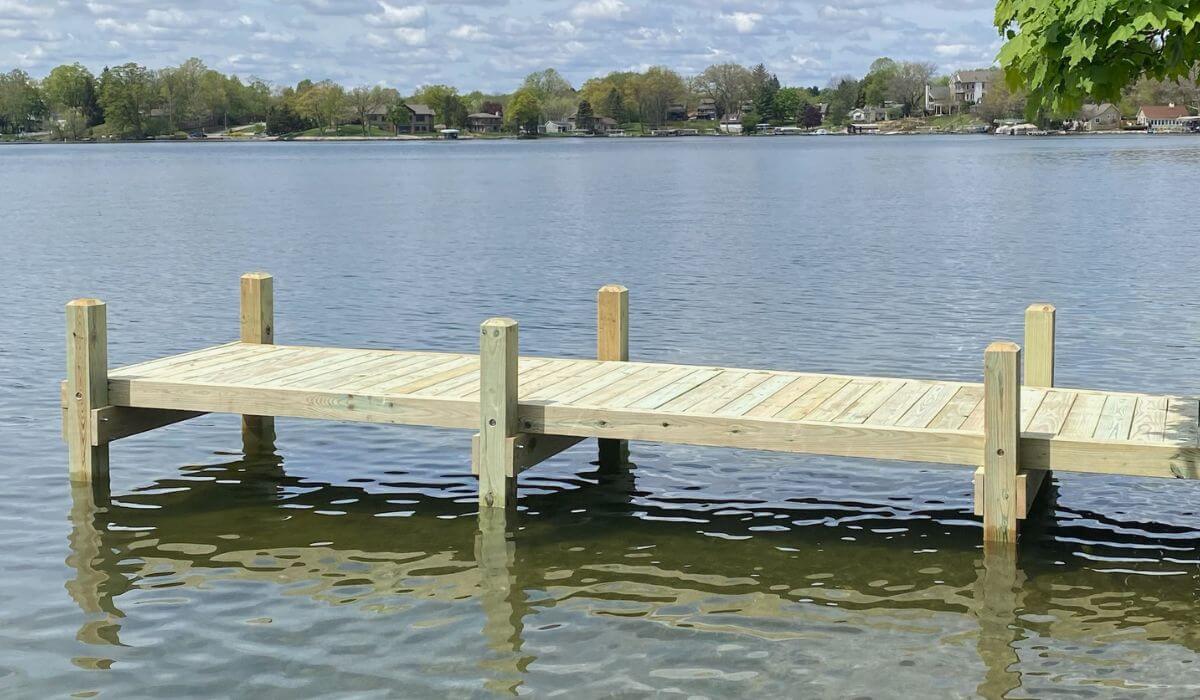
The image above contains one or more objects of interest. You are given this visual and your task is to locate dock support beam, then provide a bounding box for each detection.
[66,299,109,483]
[983,342,1021,547]
[479,318,519,509]
[596,284,629,467]
[240,272,276,454]
[974,304,1054,521]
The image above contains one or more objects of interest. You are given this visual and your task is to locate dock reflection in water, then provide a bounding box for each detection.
[66,447,1200,697]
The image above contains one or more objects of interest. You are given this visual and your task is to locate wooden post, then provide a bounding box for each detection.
[66,299,109,482]
[983,342,1021,546]
[1023,303,1055,388]
[240,272,275,453]
[597,284,629,467]
[479,317,519,509]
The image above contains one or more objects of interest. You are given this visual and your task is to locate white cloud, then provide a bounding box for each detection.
[94,18,165,37]
[570,0,628,21]
[0,0,50,20]
[934,43,970,57]
[366,2,425,26]
[146,8,195,28]
[448,24,489,40]
[84,2,114,16]
[718,11,761,34]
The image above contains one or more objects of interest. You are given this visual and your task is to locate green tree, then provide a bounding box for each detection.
[751,63,780,119]
[521,68,575,119]
[386,102,411,134]
[740,111,760,133]
[995,0,1200,115]
[199,70,233,132]
[159,57,206,130]
[575,100,594,131]
[772,86,805,123]
[42,63,101,129]
[691,63,753,117]
[265,102,308,135]
[632,66,686,127]
[861,57,897,106]
[601,87,626,122]
[823,76,861,126]
[348,85,385,135]
[297,80,346,133]
[98,63,156,138]
[0,69,44,134]
[506,88,541,133]
[412,84,468,126]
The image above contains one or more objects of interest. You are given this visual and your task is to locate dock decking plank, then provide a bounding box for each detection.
[1093,394,1137,441]
[804,379,876,422]
[927,385,984,430]
[1025,390,1076,437]
[742,375,824,418]
[101,343,1200,480]
[1129,395,1168,443]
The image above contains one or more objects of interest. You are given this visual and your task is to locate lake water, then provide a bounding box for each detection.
[2,136,1199,698]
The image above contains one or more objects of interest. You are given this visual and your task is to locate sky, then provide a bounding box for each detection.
[1,0,1002,92]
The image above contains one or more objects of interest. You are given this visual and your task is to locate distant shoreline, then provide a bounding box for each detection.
[2,130,1195,146]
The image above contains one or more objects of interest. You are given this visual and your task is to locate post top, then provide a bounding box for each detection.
[67,298,104,307]
[598,284,628,294]
[1025,302,1055,313]
[242,272,273,280]
[986,341,1021,354]
[481,317,518,328]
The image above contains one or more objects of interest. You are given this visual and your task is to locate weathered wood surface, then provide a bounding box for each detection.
[104,342,1200,479]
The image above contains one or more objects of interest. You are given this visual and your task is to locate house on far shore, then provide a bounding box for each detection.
[849,105,889,123]
[949,69,1001,107]
[666,103,687,121]
[1076,103,1121,130]
[543,119,572,134]
[924,84,950,115]
[594,116,618,134]
[466,112,503,132]
[1136,104,1190,130]
[694,98,718,120]
[404,103,435,133]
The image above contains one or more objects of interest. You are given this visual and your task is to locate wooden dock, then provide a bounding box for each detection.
[63,274,1200,548]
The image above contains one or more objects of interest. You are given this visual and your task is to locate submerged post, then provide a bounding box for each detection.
[479,318,519,509]
[1023,304,1055,388]
[240,272,275,453]
[66,299,109,482]
[596,284,629,467]
[983,342,1021,547]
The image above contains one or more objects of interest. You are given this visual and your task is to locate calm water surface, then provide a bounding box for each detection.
[2,136,1199,698]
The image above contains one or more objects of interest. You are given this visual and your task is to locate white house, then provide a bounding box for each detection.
[543,119,573,134]
[1136,104,1190,129]
[949,69,1001,106]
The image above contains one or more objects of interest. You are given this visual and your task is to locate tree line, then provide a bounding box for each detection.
[4,52,1196,139]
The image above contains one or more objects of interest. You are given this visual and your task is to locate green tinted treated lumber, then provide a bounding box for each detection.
[65,299,109,482]
[596,284,629,467]
[983,341,1021,546]
[240,272,276,454]
[479,318,519,509]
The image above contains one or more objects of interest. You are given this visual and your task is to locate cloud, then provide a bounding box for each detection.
[718,11,761,34]
[0,0,51,20]
[570,0,628,21]
[365,1,425,26]
[448,23,489,40]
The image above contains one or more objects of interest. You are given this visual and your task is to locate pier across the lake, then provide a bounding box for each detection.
[63,273,1200,547]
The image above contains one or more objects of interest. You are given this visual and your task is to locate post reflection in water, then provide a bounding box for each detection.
[64,448,1200,695]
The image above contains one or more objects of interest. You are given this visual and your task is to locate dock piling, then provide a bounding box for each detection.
[479,317,519,509]
[983,341,1021,546]
[65,299,109,482]
[240,273,276,453]
[596,284,629,467]
[1024,304,1055,388]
